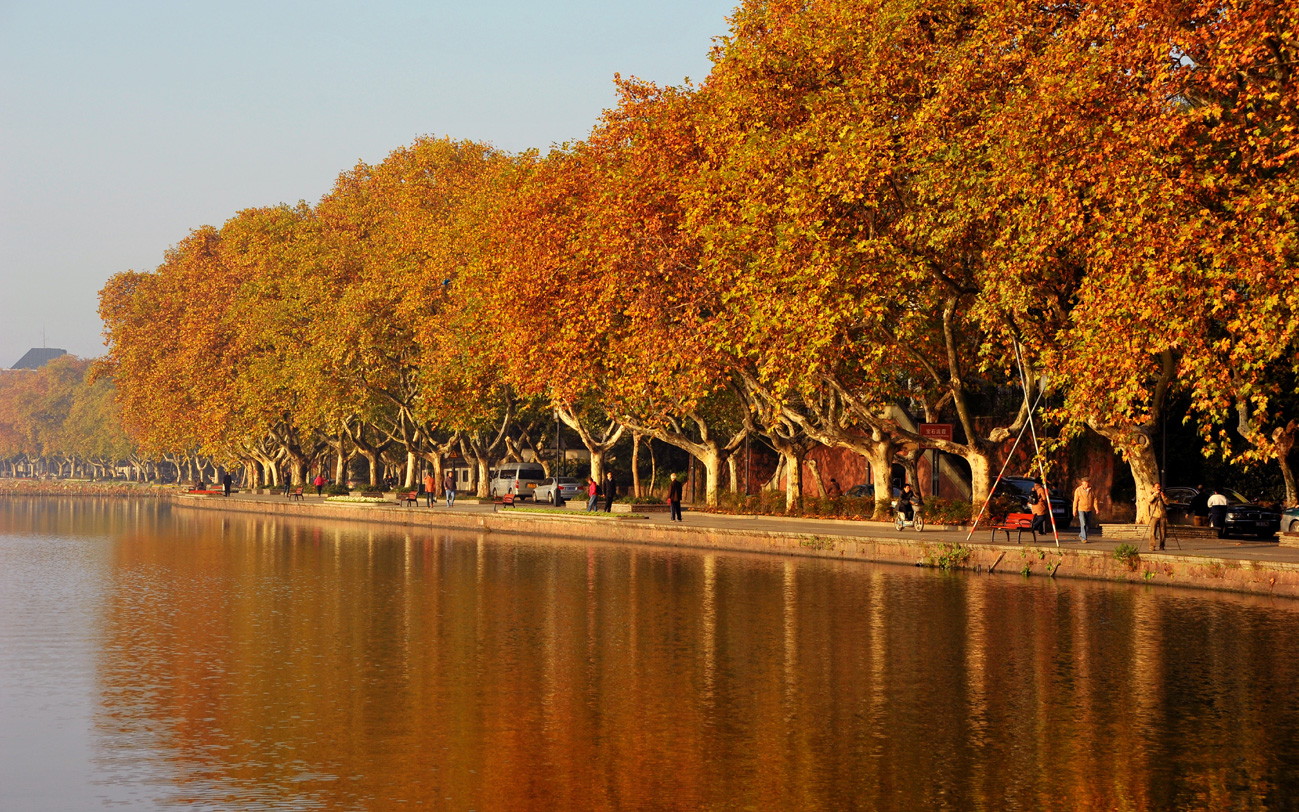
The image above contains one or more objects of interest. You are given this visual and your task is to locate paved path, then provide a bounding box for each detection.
[221,491,1296,566]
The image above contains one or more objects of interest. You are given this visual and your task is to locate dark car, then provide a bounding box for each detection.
[846,484,875,498]
[997,477,1071,530]
[1212,489,1281,539]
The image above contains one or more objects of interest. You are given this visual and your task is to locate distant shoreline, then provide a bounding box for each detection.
[0,479,166,497]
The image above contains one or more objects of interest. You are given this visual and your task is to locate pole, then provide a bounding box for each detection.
[1013,342,1060,548]
[964,388,1047,543]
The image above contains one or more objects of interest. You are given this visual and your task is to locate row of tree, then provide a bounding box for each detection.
[97,0,1298,517]
[0,357,145,480]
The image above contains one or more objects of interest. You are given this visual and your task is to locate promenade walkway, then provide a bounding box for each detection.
[207,490,1298,568]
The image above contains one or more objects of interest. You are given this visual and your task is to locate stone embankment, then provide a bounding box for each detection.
[170,493,1299,600]
[0,479,166,497]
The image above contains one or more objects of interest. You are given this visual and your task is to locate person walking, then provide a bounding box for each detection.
[1149,484,1169,551]
[443,471,456,507]
[586,477,599,512]
[222,472,233,498]
[1073,478,1097,543]
[1029,480,1051,536]
[826,478,843,499]
[603,471,616,512]
[423,471,436,508]
[1208,488,1229,529]
[283,474,293,498]
[313,473,325,497]
[667,472,684,522]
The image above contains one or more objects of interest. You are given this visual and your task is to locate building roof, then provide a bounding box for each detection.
[11,347,67,370]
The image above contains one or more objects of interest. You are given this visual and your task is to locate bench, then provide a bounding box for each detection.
[987,512,1039,543]
[398,491,419,506]
[493,494,516,509]
[289,487,304,501]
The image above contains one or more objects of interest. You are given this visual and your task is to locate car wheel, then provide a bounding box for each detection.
[1290,520,1298,533]
[548,492,555,505]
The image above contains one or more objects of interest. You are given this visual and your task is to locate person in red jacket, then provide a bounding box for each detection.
[586,477,599,512]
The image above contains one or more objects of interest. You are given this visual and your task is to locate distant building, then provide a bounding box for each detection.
[11,347,67,370]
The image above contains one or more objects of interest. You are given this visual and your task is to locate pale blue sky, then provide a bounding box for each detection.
[0,0,735,366]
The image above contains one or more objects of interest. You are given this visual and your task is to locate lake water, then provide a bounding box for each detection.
[2,497,1298,811]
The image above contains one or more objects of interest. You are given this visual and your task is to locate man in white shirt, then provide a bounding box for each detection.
[1207,488,1229,529]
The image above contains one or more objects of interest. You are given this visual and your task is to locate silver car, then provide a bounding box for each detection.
[532,477,581,505]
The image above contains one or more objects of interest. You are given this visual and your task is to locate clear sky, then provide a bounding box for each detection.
[0,0,736,367]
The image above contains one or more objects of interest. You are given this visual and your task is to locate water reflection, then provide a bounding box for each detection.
[2,497,1299,810]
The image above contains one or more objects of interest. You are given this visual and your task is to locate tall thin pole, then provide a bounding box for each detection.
[1013,342,1060,548]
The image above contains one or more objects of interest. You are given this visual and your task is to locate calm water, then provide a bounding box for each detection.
[2,499,1299,811]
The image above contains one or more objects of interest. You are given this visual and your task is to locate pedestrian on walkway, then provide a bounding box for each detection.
[222,473,233,497]
[423,471,436,508]
[667,472,684,522]
[1030,480,1051,535]
[603,471,616,512]
[1190,484,1210,527]
[1073,478,1097,543]
[586,477,599,512]
[313,473,325,497]
[443,472,456,507]
[283,474,292,498]
[1149,484,1169,551]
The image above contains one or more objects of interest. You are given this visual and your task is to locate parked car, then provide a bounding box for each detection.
[489,464,549,500]
[1284,506,1299,535]
[996,477,1071,530]
[532,477,581,505]
[846,484,875,498]
[1212,489,1281,539]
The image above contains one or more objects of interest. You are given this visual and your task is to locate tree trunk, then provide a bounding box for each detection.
[404,452,416,489]
[726,455,739,495]
[648,439,657,498]
[700,452,721,507]
[631,432,642,498]
[781,449,807,512]
[1278,434,1297,508]
[805,458,825,499]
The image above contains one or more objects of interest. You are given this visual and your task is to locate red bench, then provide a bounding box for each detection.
[986,512,1039,544]
[398,491,419,506]
[289,487,304,500]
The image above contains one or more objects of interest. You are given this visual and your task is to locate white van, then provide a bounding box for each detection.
[489,464,548,500]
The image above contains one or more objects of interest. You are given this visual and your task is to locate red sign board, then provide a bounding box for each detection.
[919,423,954,441]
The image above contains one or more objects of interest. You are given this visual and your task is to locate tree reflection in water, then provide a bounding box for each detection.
[3,498,1297,811]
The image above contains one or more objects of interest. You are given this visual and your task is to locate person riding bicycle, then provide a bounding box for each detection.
[896,483,922,522]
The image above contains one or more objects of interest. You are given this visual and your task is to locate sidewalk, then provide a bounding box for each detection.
[205,490,1299,568]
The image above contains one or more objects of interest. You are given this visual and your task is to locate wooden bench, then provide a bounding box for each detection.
[987,512,1039,543]
[289,487,304,500]
[398,491,419,506]
[493,494,516,509]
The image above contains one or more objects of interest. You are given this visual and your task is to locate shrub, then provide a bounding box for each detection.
[922,498,974,526]
[1113,543,1141,571]
[323,483,351,496]
[615,495,664,505]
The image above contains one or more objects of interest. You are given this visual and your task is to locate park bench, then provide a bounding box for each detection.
[493,494,516,509]
[986,512,1039,544]
[289,487,304,501]
[398,491,419,507]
